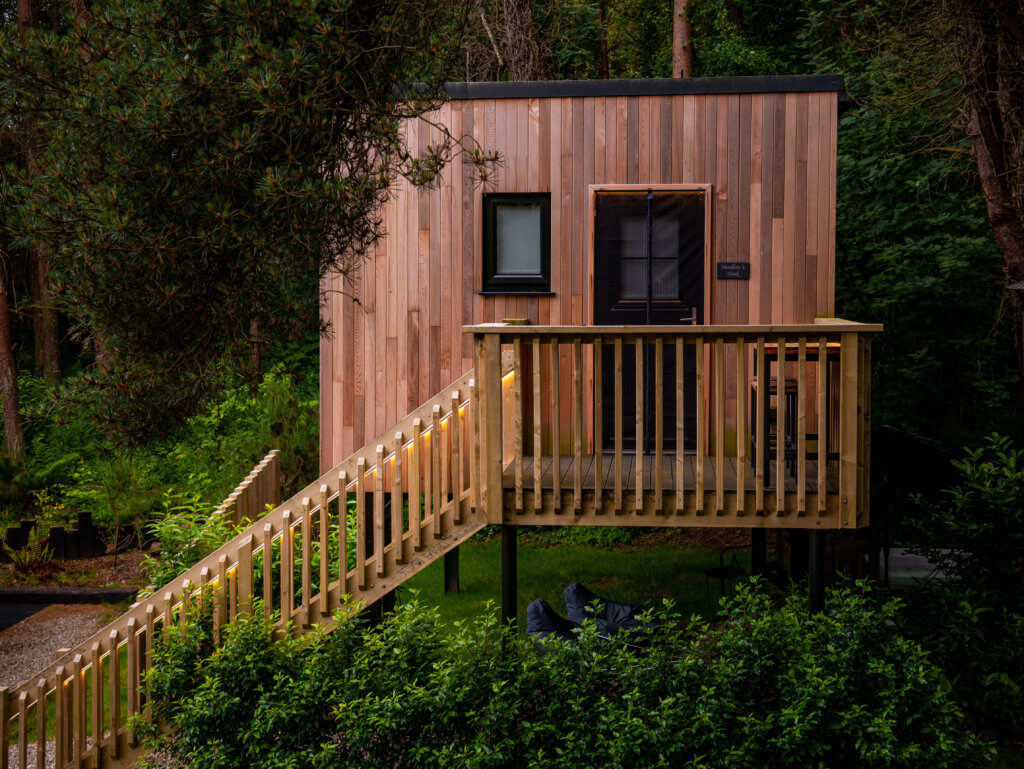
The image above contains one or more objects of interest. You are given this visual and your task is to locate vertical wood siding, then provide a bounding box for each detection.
[322,91,839,469]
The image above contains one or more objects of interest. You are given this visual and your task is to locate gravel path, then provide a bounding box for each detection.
[0,604,107,689]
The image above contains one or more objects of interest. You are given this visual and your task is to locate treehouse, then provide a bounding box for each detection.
[321,74,878,531]
[0,76,880,769]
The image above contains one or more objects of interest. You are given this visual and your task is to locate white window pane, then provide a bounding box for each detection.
[496,204,542,274]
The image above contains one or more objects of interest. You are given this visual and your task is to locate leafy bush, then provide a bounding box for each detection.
[140,493,244,591]
[899,434,1024,737]
[140,584,983,769]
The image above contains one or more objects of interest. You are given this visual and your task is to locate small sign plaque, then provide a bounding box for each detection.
[716,262,751,280]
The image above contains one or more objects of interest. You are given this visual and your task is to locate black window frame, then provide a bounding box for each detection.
[482,193,552,293]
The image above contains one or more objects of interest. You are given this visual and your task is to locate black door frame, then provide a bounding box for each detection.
[588,184,713,454]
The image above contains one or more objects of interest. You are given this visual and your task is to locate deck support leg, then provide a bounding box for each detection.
[789,530,809,582]
[501,525,518,628]
[751,529,767,577]
[444,548,460,594]
[809,530,825,614]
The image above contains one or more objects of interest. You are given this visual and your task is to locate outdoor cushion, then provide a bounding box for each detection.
[525,598,581,644]
[563,581,646,633]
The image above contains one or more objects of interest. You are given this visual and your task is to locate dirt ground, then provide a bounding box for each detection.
[0,549,150,589]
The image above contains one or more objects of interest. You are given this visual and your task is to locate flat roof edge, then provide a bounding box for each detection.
[440,75,845,100]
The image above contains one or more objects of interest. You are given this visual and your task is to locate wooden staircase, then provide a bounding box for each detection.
[0,370,483,769]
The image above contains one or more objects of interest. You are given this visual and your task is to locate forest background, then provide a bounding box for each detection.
[0,0,1019,543]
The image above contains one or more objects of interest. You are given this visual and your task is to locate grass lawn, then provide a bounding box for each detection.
[400,527,753,628]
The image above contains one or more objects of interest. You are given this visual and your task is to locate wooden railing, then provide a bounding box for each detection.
[469,320,880,528]
[0,372,482,769]
[212,449,282,525]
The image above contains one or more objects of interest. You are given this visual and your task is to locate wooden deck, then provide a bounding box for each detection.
[500,453,842,527]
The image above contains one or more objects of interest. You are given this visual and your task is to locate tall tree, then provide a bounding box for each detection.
[16,0,60,384]
[1,0,488,442]
[672,0,693,77]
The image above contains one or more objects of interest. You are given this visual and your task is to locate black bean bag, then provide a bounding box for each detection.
[525,598,581,644]
[563,581,646,634]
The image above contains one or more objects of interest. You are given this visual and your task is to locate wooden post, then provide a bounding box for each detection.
[0,686,8,769]
[501,525,517,628]
[108,630,121,759]
[839,332,860,528]
[479,333,505,525]
[444,549,460,594]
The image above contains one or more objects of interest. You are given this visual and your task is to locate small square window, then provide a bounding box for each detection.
[483,193,551,293]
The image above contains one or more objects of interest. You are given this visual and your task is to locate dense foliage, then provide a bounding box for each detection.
[899,434,1024,737]
[1,0,482,440]
[138,585,983,769]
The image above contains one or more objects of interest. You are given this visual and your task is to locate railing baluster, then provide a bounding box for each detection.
[0,687,8,769]
[513,337,524,512]
[72,654,84,768]
[655,338,664,514]
[573,338,583,513]
[450,392,462,523]
[715,337,725,515]
[374,449,385,577]
[393,433,405,563]
[614,338,623,513]
[797,338,807,515]
[262,523,274,619]
[775,335,786,516]
[634,338,644,513]
[593,338,603,512]
[299,499,311,618]
[355,460,367,589]
[238,535,254,613]
[817,336,827,516]
[90,643,102,761]
[216,556,228,640]
[695,335,705,514]
[108,631,120,759]
[423,426,434,538]
[17,691,27,769]
[279,513,294,619]
[337,472,349,595]
[467,382,479,517]
[551,339,561,513]
[431,406,443,537]
[675,337,685,515]
[36,678,48,768]
[736,338,747,515]
[756,339,766,514]
[532,339,542,513]
[319,484,331,614]
[54,669,66,769]
[410,421,423,549]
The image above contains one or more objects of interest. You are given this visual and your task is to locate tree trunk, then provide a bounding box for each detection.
[673,0,693,77]
[31,249,60,382]
[0,253,25,461]
[19,0,60,383]
[960,6,1024,283]
[597,0,610,79]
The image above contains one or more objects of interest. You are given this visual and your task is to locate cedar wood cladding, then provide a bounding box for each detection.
[321,78,841,470]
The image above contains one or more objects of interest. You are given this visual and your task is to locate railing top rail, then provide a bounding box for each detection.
[463,319,883,338]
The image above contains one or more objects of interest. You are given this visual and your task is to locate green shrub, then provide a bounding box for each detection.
[899,434,1024,737]
[140,584,983,769]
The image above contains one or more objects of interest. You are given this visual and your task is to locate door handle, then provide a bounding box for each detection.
[679,308,697,325]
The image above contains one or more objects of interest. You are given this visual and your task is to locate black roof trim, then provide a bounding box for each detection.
[442,75,845,100]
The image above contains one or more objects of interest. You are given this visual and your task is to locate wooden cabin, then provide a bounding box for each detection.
[321,75,879,530]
